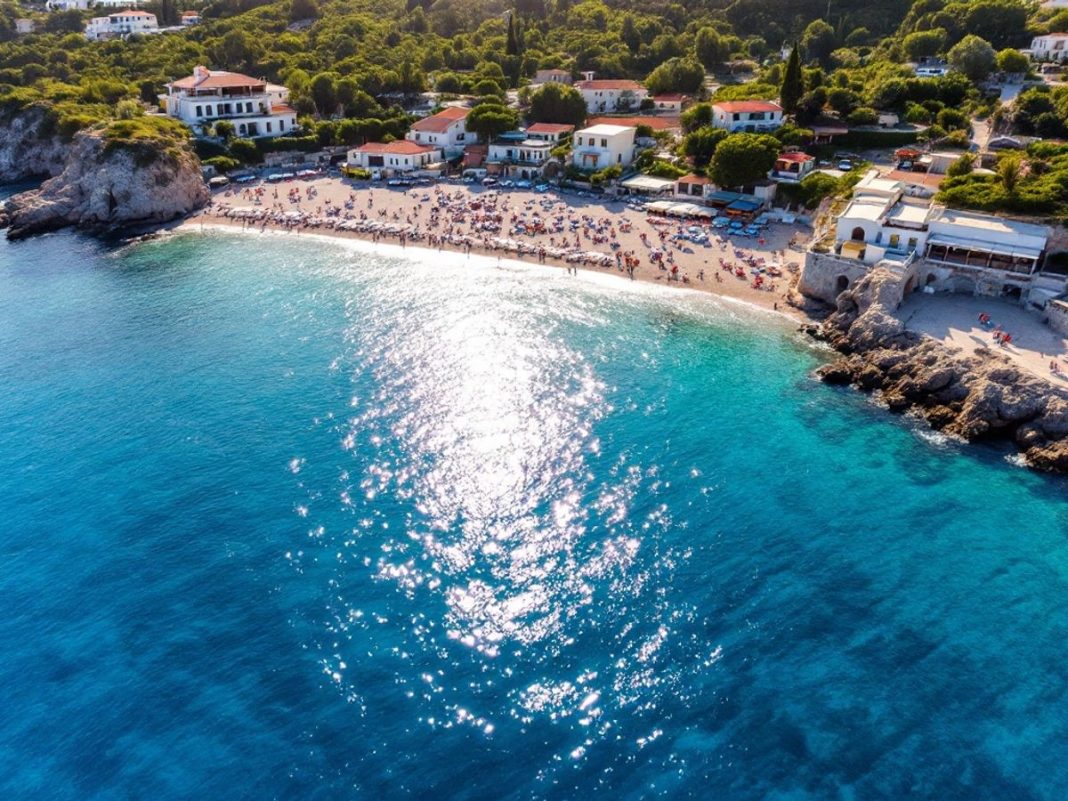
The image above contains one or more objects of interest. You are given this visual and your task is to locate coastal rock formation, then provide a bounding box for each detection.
[0,106,69,183]
[2,127,209,238]
[808,268,1068,473]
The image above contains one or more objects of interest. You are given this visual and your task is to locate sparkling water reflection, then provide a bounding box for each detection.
[1,230,1067,801]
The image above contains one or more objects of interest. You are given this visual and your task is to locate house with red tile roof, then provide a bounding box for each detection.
[163,66,297,139]
[405,106,470,157]
[524,122,574,143]
[711,100,784,133]
[346,141,443,174]
[769,151,815,183]
[651,94,691,113]
[574,72,648,113]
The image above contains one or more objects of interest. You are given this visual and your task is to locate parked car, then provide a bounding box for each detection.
[515,179,532,189]
[481,177,498,186]
[837,160,853,171]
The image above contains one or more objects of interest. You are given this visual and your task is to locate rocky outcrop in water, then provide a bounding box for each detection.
[806,268,1068,473]
[0,113,209,238]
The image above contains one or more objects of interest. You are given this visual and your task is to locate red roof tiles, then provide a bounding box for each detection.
[714,100,783,114]
[409,107,469,133]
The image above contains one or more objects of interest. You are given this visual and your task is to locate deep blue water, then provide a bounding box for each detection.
[1,229,1066,800]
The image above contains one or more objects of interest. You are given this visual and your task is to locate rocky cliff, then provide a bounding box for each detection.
[1,115,209,238]
[0,105,69,183]
[807,268,1068,473]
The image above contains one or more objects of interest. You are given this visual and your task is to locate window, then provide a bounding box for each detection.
[280,120,285,131]
[246,102,252,113]
[600,138,607,147]
[907,237,918,250]
[195,105,202,117]
[888,233,900,249]
[751,112,765,121]
[266,122,272,132]
[733,113,740,121]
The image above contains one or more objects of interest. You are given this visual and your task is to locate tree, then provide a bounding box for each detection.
[309,73,337,115]
[621,14,641,52]
[946,152,975,177]
[996,48,1028,75]
[527,82,587,127]
[801,20,836,66]
[506,14,519,56]
[903,29,946,62]
[709,133,780,188]
[682,126,727,167]
[997,153,1022,194]
[963,0,1027,50]
[681,102,712,133]
[827,87,860,116]
[695,27,728,70]
[213,120,236,140]
[645,57,705,95]
[948,35,996,82]
[466,102,518,142]
[780,46,803,115]
[290,0,319,21]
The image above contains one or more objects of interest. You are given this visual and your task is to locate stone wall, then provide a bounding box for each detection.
[1048,299,1068,336]
[798,250,876,304]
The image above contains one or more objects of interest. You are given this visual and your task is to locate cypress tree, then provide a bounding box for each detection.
[506,14,519,56]
[780,45,803,115]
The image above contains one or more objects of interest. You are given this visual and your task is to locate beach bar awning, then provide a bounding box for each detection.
[620,174,676,193]
[926,234,1043,261]
[707,190,743,206]
[726,199,760,213]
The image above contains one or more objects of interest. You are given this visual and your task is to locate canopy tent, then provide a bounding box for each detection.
[726,199,761,215]
[620,174,676,194]
[645,200,714,218]
[925,234,1043,262]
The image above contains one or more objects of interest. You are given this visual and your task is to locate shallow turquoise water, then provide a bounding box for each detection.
[0,229,1066,800]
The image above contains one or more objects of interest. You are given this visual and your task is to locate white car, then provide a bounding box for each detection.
[837,160,853,171]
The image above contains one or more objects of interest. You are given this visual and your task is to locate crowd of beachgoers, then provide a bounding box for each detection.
[194,175,806,314]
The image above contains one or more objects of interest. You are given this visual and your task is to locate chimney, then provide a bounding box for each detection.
[581,71,595,82]
[193,65,208,84]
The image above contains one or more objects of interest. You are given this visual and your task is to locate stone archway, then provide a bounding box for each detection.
[850,226,865,241]
[836,275,850,293]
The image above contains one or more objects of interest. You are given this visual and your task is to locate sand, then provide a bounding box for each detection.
[183,176,811,322]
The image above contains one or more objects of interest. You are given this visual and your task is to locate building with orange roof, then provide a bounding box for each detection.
[405,106,471,157]
[574,72,648,113]
[711,100,783,133]
[163,66,297,139]
[769,151,815,183]
[346,141,444,174]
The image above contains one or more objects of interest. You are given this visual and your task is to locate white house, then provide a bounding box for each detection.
[524,122,574,144]
[85,10,158,40]
[711,100,783,132]
[573,73,647,114]
[486,134,555,179]
[164,66,297,139]
[650,94,690,113]
[405,107,469,158]
[1029,33,1068,62]
[675,173,715,201]
[824,169,1060,304]
[46,0,90,9]
[180,10,200,24]
[531,69,572,86]
[347,141,443,174]
[15,18,35,34]
[769,151,816,183]
[571,124,637,171]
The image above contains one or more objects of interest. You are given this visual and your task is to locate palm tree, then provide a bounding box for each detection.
[998,155,1022,194]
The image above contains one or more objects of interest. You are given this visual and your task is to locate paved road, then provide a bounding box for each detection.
[972,82,1023,151]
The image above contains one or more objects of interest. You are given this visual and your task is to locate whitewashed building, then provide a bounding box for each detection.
[571,124,637,171]
[711,100,783,133]
[524,122,574,144]
[405,107,469,158]
[573,74,647,114]
[1029,33,1068,62]
[801,170,1064,307]
[486,133,554,179]
[180,10,200,24]
[531,69,572,87]
[46,0,90,9]
[15,18,35,34]
[163,66,297,139]
[85,10,158,40]
[347,141,443,174]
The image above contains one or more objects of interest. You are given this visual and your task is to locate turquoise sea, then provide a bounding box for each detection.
[1,227,1067,800]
